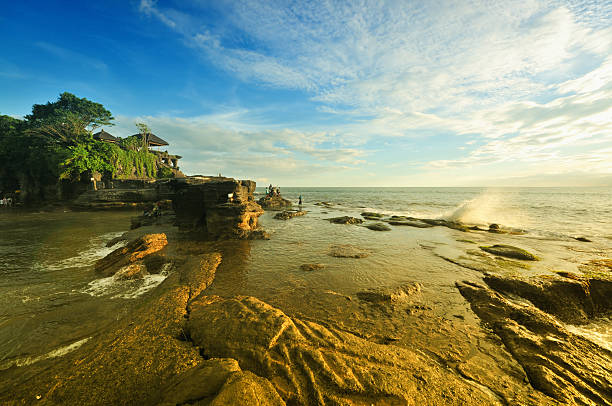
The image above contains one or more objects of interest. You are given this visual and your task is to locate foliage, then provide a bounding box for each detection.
[110,146,158,179]
[158,166,175,178]
[0,93,168,201]
[26,92,113,130]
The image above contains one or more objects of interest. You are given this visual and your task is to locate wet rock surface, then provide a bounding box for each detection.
[94,233,168,277]
[365,222,391,231]
[480,244,540,261]
[357,282,423,304]
[457,274,612,405]
[187,295,498,405]
[274,210,307,220]
[327,216,363,225]
[258,195,292,210]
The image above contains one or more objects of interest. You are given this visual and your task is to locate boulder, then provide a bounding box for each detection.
[361,212,384,219]
[357,282,422,304]
[480,244,539,261]
[159,358,241,405]
[488,223,505,233]
[114,263,147,280]
[274,210,307,220]
[94,233,168,277]
[258,195,292,210]
[327,216,363,225]
[329,244,369,258]
[365,223,391,231]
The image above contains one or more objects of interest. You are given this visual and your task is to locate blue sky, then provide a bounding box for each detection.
[1,0,611,186]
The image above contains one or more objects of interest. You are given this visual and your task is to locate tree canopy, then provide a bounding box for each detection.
[26,92,114,130]
[0,93,166,202]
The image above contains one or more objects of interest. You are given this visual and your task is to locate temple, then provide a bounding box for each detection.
[93,129,182,170]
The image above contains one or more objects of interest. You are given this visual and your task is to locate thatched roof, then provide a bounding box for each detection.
[93,129,118,142]
[131,133,169,147]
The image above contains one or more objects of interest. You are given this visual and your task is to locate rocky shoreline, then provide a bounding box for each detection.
[1,188,611,405]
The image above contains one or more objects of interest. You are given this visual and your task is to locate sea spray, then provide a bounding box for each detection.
[441,189,531,229]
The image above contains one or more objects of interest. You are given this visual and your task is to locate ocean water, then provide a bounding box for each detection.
[0,187,610,373]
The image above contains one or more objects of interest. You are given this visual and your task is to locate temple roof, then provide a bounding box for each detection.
[93,129,118,142]
[131,133,169,147]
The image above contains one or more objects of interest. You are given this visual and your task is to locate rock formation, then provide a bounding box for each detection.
[327,216,363,225]
[480,244,539,261]
[258,195,292,210]
[172,179,266,240]
[274,210,306,220]
[457,273,612,405]
[365,222,391,231]
[94,233,168,277]
[186,295,499,405]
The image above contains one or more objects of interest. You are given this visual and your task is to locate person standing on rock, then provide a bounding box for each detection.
[299,195,302,206]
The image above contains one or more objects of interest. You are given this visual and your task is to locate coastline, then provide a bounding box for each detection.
[0,188,611,405]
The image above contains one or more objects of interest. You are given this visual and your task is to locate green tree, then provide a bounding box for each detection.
[26,92,114,130]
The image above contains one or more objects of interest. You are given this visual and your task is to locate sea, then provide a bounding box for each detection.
[1,187,611,372]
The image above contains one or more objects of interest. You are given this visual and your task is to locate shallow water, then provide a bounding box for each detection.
[0,187,610,370]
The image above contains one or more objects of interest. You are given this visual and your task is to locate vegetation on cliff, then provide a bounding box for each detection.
[0,93,171,201]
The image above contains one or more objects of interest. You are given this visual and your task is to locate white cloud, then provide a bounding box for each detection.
[136,0,612,185]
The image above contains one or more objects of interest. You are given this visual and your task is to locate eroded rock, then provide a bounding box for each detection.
[365,222,391,231]
[187,295,499,405]
[258,195,292,210]
[274,210,307,220]
[327,216,363,225]
[94,233,168,277]
[480,244,539,261]
[173,179,265,240]
[457,278,612,405]
[357,282,422,304]
[179,253,222,303]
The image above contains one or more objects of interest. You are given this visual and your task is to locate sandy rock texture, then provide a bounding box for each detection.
[457,273,612,406]
[94,233,168,277]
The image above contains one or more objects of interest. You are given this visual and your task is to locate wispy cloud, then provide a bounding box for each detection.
[136,0,612,185]
[35,42,108,72]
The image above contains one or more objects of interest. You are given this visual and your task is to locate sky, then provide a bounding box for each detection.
[1,0,611,186]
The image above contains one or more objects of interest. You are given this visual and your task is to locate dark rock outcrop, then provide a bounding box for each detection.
[94,233,168,277]
[361,212,384,220]
[257,195,292,210]
[388,220,432,228]
[173,179,265,240]
[365,222,391,231]
[457,275,612,405]
[481,273,612,324]
[327,216,363,225]
[480,244,539,261]
[274,210,307,220]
